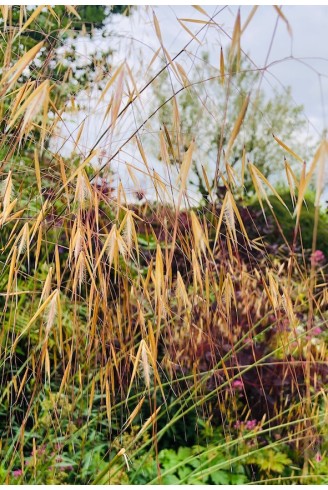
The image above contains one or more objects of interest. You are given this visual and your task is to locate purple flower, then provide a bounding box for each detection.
[12,469,23,478]
[311,250,325,266]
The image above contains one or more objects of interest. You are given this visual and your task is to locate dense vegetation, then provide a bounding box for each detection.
[0,5,328,485]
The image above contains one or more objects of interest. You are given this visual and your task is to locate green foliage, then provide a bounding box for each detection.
[127,442,249,484]
[248,448,293,475]
[249,189,328,253]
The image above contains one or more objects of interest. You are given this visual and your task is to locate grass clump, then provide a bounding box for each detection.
[0,5,328,486]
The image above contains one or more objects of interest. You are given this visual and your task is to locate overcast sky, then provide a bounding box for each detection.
[107,5,328,136]
[53,5,328,203]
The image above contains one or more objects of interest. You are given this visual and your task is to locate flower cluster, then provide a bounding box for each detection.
[310,250,325,267]
[234,419,258,430]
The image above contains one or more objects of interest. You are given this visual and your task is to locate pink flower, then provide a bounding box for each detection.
[234,419,258,430]
[312,327,322,335]
[246,419,257,430]
[232,379,244,390]
[315,452,322,463]
[310,250,325,266]
[12,469,23,478]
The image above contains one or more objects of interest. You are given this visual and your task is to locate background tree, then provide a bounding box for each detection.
[150,54,314,201]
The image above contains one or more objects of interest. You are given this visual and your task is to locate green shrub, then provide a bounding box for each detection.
[249,189,328,254]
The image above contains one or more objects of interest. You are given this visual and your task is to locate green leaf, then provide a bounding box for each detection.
[211,470,231,485]
[163,474,180,484]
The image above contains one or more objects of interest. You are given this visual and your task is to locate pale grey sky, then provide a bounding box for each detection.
[52,5,328,203]
[112,5,328,135]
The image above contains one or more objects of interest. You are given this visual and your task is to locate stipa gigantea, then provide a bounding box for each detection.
[176,271,191,310]
[241,6,258,34]
[177,18,203,45]
[107,225,124,270]
[30,199,49,241]
[39,267,53,305]
[73,251,87,293]
[175,62,190,89]
[154,244,164,305]
[110,67,125,132]
[74,169,93,209]
[225,161,237,188]
[190,210,207,259]
[192,249,203,294]
[0,171,13,215]
[229,8,241,71]
[273,133,303,163]
[178,139,195,193]
[0,41,44,95]
[220,47,225,85]
[225,94,249,163]
[284,158,298,207]
[215,190,249,249]
[266,270,280,312]
[314,139,328,207]
[6,80,50,144]
[141,341,151,389]
[249,162,288,210]
[122,396,145,431]
[16,5,44,36]
[5,246,17,310]
[160,128,171,166]
[96,62,125,107]
[12,289,58,350]
[65,5,81,19]
[119,210,139,261]
[0,6,10,30]
[13,222,30,271]
[273,5,292,36]
[281,287,297,330]
[69,219,84,265]
[0,198,18,227]
[44,289,59,340]
[222,272,236,318]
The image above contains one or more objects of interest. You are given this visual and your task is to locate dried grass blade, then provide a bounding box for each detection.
[229,8,241,68]
[97,63,125,106]
[1,41,43,93]
[241,6,258,34]
[66,5,81,19]
[225,94,249,161]
[135,406,162,440]
[123,396,145,430]
[178,139,195,191]
[273,134,303,163]
[12,289,58,350]
[177,19,202,45]
[16,5,43,36]
[192,5,209,16]
[220,47,225,85]
[273,6,292,35]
